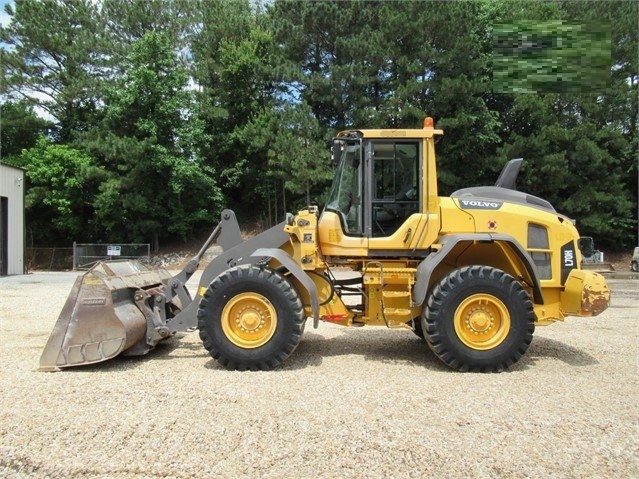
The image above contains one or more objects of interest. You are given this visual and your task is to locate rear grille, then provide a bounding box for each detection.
[527,224,551,280]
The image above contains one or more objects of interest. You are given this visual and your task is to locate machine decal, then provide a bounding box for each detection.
[561,240,576,284]
[487,220,498,230]
[81,297,107,306]
[458,199,503,210]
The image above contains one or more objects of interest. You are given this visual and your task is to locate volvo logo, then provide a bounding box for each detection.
[459,200,503,210]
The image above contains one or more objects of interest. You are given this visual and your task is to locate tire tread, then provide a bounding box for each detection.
[424,265,535,372]
[197,265,305,371]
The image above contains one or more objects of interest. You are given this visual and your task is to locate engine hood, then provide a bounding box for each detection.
[451,186,556,213]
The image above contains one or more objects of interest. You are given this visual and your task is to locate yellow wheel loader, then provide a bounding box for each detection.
[40,117,610,372]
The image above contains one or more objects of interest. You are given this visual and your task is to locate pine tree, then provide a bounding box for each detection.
[0,0,103,141]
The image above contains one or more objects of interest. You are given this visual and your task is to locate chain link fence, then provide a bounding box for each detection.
[73,243,150,270]
[25,243,151,271]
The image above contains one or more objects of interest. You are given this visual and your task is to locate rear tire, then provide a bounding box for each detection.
[423,265,534,372]
[197,265,305,370]
[632,261,638,272]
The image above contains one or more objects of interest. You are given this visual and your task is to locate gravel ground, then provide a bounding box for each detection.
[0,270,637,478]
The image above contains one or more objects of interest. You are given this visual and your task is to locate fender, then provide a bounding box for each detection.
[173,214,291,331]
[250,248,320,327]
[412,233,544,307]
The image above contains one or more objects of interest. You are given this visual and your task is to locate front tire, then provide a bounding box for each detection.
[423,265,535,372]
[197,265,305,370]
[632,261,638,272]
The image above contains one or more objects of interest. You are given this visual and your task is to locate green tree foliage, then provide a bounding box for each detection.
[0,100,52,158]
[0,0,635,249]
[15,136,105,245]
[237,101,332,223]
[499,96,633,243]
[0,0,103,141]
[267,103,332,207]
[271,0,397,128]
[78,31,222,249]
[102,0,192,49]
[494,0,637,248]
[600,0,638,246]
[190,1,286,217]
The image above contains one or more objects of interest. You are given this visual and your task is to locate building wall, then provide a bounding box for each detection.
[0,163,25,275]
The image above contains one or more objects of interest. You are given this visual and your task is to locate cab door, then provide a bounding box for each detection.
[368,141,425,252]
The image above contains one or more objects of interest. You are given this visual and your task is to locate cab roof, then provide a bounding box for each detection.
[337,117,443,139]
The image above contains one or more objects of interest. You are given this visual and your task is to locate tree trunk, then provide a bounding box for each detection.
[152,233,159,252]
[281,180,286,217]
[267,184,272,228]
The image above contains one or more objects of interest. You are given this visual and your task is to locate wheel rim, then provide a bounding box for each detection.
[221,292,277,349]
[454,294,511,350]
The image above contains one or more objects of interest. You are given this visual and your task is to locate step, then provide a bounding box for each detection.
[382,290,411,299]
[383,307,412,319]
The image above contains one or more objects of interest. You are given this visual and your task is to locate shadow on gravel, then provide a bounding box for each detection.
[198,329,448,372]
[282,329,448,372]
[524,336,598,367]
[51,327,598,374]
[285,329,599,372]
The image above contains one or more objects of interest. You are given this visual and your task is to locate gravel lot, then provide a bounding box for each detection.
[0,270,637,478]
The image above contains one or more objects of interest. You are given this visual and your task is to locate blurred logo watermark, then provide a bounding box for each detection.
[493,21,611,93]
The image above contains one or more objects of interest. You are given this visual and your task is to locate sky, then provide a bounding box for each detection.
[0,1,13,28]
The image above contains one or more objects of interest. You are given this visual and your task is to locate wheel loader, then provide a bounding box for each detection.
[39,117,610,372]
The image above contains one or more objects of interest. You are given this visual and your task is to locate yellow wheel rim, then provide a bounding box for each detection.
[454,294,511,350]
[221,292,277,349]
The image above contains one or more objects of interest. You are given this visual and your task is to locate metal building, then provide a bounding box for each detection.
[0,162,25,275]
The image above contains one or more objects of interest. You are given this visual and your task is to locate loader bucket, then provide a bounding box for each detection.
[39,261,174,371]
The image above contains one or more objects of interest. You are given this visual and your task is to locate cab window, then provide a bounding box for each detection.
[371,142,420,237]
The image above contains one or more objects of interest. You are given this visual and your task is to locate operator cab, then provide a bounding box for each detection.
[325,134,421,239]
[319,118,443,258]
